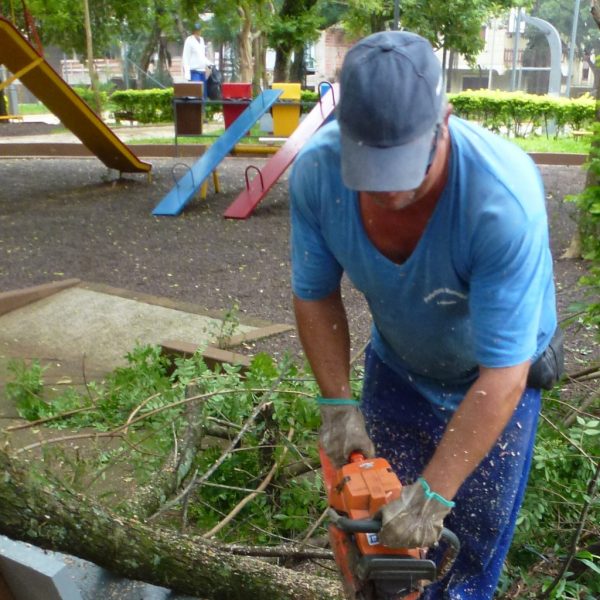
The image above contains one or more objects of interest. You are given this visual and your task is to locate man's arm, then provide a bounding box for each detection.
[182,38,191,79]
[378,361,531,548]
[293,289,351,398]
[422,361,530,500]
[294,289,375,466]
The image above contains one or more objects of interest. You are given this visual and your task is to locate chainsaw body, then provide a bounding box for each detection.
[322,450,458,600]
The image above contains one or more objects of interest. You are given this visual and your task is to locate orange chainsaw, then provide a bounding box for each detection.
[321,449,460,600]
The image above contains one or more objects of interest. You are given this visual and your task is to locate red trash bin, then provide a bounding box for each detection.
[222,82,252,130]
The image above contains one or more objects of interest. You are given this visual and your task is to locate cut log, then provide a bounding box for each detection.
[0,449,342,600]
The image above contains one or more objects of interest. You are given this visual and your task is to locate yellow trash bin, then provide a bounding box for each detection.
[271,83,301,137]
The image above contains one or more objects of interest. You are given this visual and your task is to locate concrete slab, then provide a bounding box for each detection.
[0,535,82,600]
[0,535,200,600]
[0,286,256,372]
[0,282,293,420]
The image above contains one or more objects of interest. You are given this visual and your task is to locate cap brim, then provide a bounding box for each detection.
[341,125,434,192]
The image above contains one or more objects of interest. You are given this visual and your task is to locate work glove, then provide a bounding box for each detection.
[378,478,454,549]
[318,398,375,468]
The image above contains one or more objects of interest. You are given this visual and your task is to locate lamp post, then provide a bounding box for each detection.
[510,8,523,92]
[393,0,399,31]
[566,0,582,97]
[488,19,497,89]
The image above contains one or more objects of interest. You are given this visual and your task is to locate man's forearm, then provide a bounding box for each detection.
[293,290,352,398]
[422,362,530,500]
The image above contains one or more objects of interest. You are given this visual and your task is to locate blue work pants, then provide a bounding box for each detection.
[360,345,540,599]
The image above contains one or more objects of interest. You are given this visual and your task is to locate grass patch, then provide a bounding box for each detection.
[127,125,267,146]
[129,132,225,145]
[128,136,269,145]
[506,135,591,154]
[18,102,49,115]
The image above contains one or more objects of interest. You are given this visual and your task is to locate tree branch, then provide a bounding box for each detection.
[203,428,295,538]
[0,448,342,600]
[537,461,600,599]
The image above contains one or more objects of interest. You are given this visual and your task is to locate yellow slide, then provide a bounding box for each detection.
[0,17,151,173]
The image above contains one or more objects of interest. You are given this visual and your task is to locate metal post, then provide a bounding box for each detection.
[487,20,497,89]
[121,43,130,89]
[566,0,582,97]
[393,0,400,31]
[1,65,19,114]
[510,8,523,92]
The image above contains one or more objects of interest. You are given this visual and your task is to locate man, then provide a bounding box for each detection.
[289,31,563,599]
[182,23,207,95]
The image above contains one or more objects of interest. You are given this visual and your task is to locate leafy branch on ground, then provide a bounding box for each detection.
[2,327,598,597]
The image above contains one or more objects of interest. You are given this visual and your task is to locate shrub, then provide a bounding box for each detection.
[448,90,595,137]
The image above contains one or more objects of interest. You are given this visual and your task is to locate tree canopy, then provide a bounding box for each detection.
[343,0,522,64]
[2,0,532,84]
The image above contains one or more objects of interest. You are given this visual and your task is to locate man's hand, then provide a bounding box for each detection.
[378,478,454,549]
[319,404,375,468]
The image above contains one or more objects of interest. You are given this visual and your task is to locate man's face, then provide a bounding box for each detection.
[360,119,446,211]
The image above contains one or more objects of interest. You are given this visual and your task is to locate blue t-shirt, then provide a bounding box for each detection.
[289,117,556,412]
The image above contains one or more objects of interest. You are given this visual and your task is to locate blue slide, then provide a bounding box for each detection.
[153,89,282,216]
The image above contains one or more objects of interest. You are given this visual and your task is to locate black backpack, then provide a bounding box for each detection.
[207,67,222,100]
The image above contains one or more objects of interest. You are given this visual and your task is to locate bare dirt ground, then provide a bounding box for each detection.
[0,121,597,373]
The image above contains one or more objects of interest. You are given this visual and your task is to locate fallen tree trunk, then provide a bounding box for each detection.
[0,449,342,600]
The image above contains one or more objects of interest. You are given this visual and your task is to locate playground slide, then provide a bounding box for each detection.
[224,83,339,220]
[152,89,282,216]
[0,17,150,174]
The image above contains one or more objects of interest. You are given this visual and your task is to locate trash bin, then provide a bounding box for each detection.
[271,83,301,137]
[173,82,204,137]
[222,82,252,130]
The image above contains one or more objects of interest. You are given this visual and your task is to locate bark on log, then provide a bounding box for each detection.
[0,449,342,600]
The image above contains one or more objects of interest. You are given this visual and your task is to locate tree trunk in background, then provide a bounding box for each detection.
[252,33,266,93]
[238,6,253,83]
[274,48,291,82]
[290,45,305,84]
[446,50,456,93]
[82,0,102,113]
[218,43,225,74]
[272,0,319,83]
[0,449,342,600]
[138,23,161,88]
[0,81,7,118]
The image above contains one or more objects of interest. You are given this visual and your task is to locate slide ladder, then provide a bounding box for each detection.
[224,83,338,220]
[152,89,282,216]
[0,16,150,174]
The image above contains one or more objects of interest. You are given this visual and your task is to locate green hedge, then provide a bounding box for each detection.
[108,87,597,135]
[108,88,332,123]
[110,89,173,123]
[448,90,595,137]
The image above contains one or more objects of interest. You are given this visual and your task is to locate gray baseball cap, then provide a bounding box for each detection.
[338,31,444,192]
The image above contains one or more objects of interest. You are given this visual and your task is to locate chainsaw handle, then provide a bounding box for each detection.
[331,512,461,553]
[439,528,460,554]
[332,514,382,533]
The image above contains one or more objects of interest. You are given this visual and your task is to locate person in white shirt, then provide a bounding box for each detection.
[182,23,207,96]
